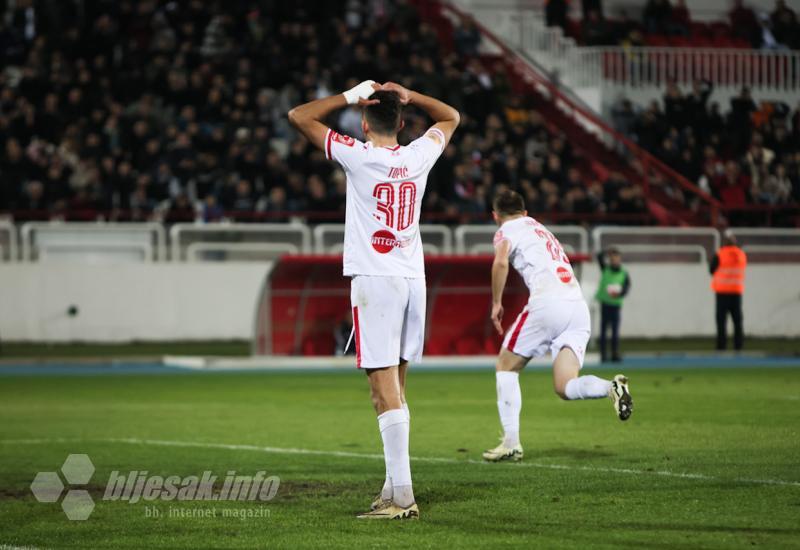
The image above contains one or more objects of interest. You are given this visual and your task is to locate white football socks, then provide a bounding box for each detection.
[378,408,414,507]
[380,402,410,501]
[496,371,522,448]
[564,375,613,400]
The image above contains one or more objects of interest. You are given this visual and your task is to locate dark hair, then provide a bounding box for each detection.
[364,91,403,135]
[492,189,526,216]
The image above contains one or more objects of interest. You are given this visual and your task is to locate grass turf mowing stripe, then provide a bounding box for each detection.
[3,437,798,489]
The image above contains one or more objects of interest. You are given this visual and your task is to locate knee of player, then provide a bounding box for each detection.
[495,351,524,373]
[554,388,569,400]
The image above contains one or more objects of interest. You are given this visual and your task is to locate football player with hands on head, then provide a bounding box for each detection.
[289,80,459,519]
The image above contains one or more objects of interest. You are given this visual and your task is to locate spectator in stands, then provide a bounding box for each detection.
[755,163,793,204]
[305,174,338,221]
[669,0,691,36]
[0,0,793,230]
[643,0,672,35]
[616,12,644,47]
[663,82,688,130]
[202,195,224,223]
[453,15,481,58]
[545,0,569,32]
[758,12,784,51]
[565,184,599,214]
[770,0,799,49]
[164,193,198,223]
[729,87,757,153]
[613,183,647,217]
[685,80,713,131]
[729,0,762,48]
[581,0,603,19]
[19,180,47,212]
[582,9,611,45]
[633,102,667,152]
[744,140,775,191]
[768,125,793,161]
[714,161,751,208]
[611,98,637,138]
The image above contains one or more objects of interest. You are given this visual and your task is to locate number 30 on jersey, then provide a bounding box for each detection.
[373,182,416,231]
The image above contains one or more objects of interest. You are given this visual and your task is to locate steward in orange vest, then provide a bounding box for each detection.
[709,232,747,351]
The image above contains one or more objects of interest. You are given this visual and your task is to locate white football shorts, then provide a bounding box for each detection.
[502,299,591,367]
[350,275,426,369]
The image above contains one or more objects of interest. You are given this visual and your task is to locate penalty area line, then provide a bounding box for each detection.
[3,437,799,488]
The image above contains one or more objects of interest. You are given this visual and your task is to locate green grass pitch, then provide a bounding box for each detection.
[1,365,799,548]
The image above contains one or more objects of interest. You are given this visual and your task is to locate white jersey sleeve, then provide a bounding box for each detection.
[494,216,583,302]
[407,128,446,170]
[324,129,366,172]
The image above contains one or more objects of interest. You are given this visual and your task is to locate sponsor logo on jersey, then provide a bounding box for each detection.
[493,230,505,245]
[331,132,355,147]
[556,266,572,283]
[371,230,411,254]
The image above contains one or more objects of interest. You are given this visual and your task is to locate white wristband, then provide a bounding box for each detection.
[342,80,376,105]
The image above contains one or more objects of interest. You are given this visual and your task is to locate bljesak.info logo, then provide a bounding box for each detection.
[30,454,280,520]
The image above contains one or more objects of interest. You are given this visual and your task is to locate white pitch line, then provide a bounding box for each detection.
[2,437,799,488]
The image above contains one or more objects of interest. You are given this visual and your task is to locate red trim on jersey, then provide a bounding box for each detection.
[353,306,362,368]
[383,144,401,151]
[325,130,333,160]
[507,310,529,353]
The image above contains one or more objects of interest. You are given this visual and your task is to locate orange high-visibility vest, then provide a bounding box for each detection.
[711,245,747,294]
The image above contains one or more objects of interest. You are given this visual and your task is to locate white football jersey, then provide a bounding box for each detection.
[325,127,445,278]
[494,216,583,301]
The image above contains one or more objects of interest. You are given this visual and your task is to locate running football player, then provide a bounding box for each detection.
[288,81,459,518]
[483,190,633,463]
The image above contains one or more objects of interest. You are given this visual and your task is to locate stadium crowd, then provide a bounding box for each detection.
[612,82,800,217]
[0,0,649,224]
[548,0,800,50]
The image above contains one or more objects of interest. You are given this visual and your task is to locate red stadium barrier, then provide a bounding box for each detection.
[417,1,726,227]
[260,254,589,357]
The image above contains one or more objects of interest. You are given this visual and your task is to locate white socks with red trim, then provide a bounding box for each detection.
[378,407,414,507]
[380,403,410,501]
[496,371,521,448]
[564,375,613,400]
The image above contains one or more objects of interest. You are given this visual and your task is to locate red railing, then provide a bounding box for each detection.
[423,1,725,226]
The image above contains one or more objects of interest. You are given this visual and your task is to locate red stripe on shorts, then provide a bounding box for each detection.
[353,306,362,368]
[507,310,529,353]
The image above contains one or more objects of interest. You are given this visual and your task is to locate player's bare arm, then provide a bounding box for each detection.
[288,81,380,150]
[380,82,460,146]
[491,239,511,335]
